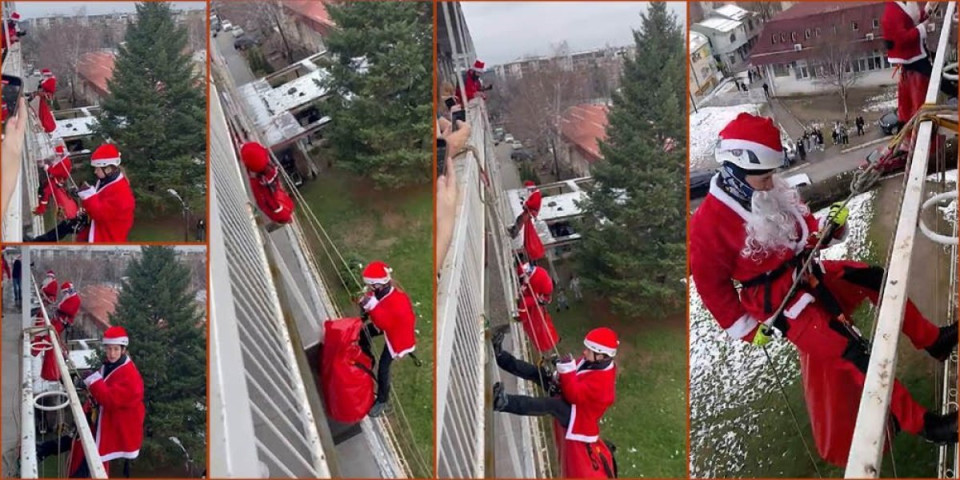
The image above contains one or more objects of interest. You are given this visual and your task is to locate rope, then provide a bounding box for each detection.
[761,346,823,478]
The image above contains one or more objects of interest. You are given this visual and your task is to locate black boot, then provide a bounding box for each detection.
[492,382,508,411]
[491,324,510,356]
[920,411,958,444]
[925,323,958,362]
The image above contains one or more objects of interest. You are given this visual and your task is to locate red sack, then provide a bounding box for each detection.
[523,215,545,262]
[554,419,617,478]
[40,347,61,381]
[38,101,56,133]
[320,317,376,423]
[249,177,295,224]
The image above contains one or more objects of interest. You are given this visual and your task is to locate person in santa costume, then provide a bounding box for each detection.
[357,260,417,417]
[40,269,58,304]
[55,281,81,331]
[492,327,618,469]
[29,69,58,133]
[515,261,560,354]
[74,144,136,243]
[240,141,295,225]
[690,113,958,466]
[509,180,543,235]
[70,326,145,477]
[456,59,493,105]
[34,145,79,220]
[1,12,23,64]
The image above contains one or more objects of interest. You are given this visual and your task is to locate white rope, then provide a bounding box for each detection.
[919,191,958,245]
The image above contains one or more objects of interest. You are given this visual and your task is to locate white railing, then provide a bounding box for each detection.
[18,252,105,478]
[436,101,488,478]
[845,2,958,476]
[208,81,330,478]
[2,41,23,241]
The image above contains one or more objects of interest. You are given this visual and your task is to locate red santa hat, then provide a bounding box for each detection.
[584,327,619,357]
[55,145,65,156]
[716,113,783,170]
[45,270,55,277]
[102,326,129,346]
[473,59,485,71]
[90,143,121,167]
[524,180,537,190]
[362,261,392,285]
[240,142,270,173]
[60,281,74,292]
[41,68,52,77]
[10,12,20,21]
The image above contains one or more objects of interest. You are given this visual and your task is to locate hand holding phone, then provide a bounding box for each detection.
[1,74,23,126]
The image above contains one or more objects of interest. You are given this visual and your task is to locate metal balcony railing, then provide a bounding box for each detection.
[845,2,959,476]
[17,247,105,478]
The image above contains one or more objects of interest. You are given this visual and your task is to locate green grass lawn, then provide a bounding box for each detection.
[37,209,199,243]
[549,283,687,478]
[296,169,433,477]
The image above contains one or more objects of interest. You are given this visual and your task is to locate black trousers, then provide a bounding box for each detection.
[32,217,85,242]
[495,348,571,427]
[13,278,21,303]
[358,322,394,404]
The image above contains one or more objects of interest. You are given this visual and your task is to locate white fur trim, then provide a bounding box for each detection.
[77,187,96,200]
[556,359,577,374]
[100,449,140,462]
[583,339,617,357]
[724,312,760,340]
[83,371,103,386]
[888,3,929,64]
[564,405,600,443]
[103,336,128,346]
[783,292,816,319]
[385,335,415,359]
[575,362,615,375]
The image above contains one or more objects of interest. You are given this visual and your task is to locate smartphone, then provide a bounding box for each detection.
[437,138,447,177]
[451,109,466,128]
[444,97,457,109]
[2,74,22,124]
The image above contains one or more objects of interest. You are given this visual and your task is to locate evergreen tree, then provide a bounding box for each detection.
[575,3,686,318]
[320,2,432,188]
[96,2,206,213]
[110,246,205,473]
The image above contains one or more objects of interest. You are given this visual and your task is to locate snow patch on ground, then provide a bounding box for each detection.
[864,89,897,113]
[690,103,762,171]
[690,191,876,477]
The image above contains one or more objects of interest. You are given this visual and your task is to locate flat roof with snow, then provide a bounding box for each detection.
[53,115,99,139]
[506,180,589,246]
[697,17,742,33]
[239,68,332,148]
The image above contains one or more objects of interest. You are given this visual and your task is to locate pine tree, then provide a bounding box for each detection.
[109,246,205,473]
[320,1,433,188]
[95,2,206,213]
[575,3,687,318]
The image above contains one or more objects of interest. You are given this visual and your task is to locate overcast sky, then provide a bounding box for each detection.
[460,2,686,66]
[10,2,204,18]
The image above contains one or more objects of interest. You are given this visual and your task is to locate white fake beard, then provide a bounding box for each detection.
[742,176,809,260]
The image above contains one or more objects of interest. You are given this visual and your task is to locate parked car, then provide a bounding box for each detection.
[689,169,715,199]
[232,27,245,38]
[878,110,901,135]
[511,140,523,149]
[234,35,258,51]
[511,149,534,161]
[503,134,515,146]
[221,20,233,31]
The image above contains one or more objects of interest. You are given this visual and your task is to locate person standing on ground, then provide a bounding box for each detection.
[797,137,806,162]
[12,255,21,304]
[856,116,865,136]
[762,82,770,98]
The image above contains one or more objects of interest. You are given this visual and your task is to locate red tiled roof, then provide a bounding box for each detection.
[283,0,335,35]
[560,104,608,163]
[77,51,116,97]
[749,2,886,66]
[79,284,119,330]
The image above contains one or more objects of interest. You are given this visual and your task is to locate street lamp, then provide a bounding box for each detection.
[167,189,190,242]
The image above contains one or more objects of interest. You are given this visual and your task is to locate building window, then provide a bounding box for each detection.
[772,63,791,77]
[852,21,859,31]
[748,19,754,30]
[772,33,778,44]
[780,32,786,42]
[728,54,737,65]
[730,32,737,42]
[816,27,821,37]
[873,18,880,28]
[805,28,811,39]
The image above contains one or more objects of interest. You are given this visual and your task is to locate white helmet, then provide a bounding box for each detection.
[715,113,784,171]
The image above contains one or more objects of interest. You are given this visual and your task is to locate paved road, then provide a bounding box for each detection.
[496,142,522,190]
[214,30,256,87]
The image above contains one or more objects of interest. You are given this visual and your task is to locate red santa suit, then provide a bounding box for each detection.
[40,272,58,304]
[556,352,617,442]
[320,317,376,422]
[456,60,486,104]
[1,16,20,52]
[2,255,9,279]
[56,282,81,326]
[362,286,417,358]
[35,147,79,219]
[516,263,559,353]
[34,71,58,133]
[523,181,542,218]
[883,2,932,124]
[70,327,145,475]
[240,142,295,224]
[76,144,136,243]
[690,176,941,465]
[522,215,545,262]
[554,421,617,478]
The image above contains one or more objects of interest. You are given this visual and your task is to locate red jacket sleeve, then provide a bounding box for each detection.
[87,370,144,410]
[883,4,925,48]
[689,212,758,342]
